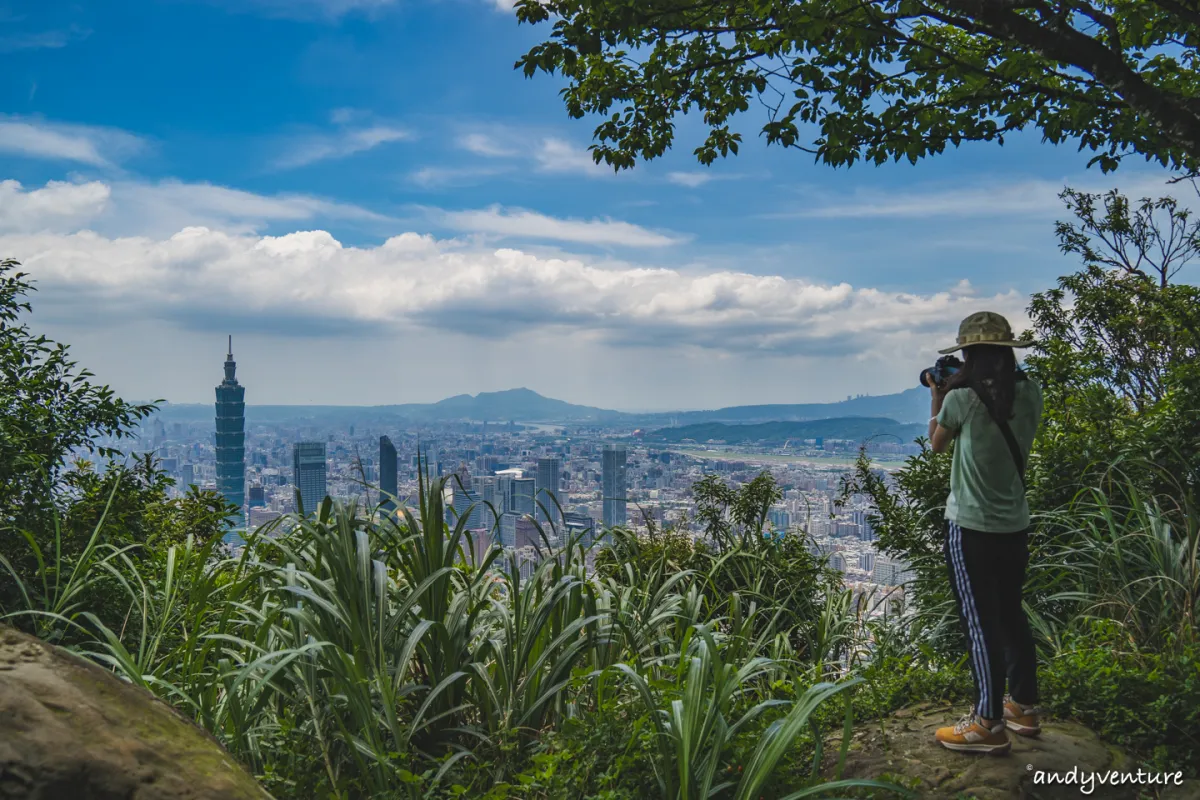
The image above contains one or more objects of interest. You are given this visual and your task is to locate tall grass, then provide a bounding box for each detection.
[1035,480,1200,650]
[0,473,910,800]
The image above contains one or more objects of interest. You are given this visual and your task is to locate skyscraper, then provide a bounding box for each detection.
[601,445,627,529]
[379,435,397,510]
[293,442,327,515]
[511,478,535,517]
[535,457,561,529]
[214,336,245,526]
[417,440,440,478]
[451,479,480,530]
[472,476,499,533]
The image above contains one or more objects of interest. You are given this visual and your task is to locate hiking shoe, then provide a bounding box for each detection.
[1003,697,1041,736]
[935,713,1011,753]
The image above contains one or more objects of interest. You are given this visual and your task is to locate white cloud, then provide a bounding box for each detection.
[535,138,608,177]
[273,125,411,169]
[457,133,516,158]
[786,174,1186,219]
[667,172,713,188]
[409,165,511,188]
[438,206,684,247]
[1,217,1026,358]
[0,180,111,233]
[449,130,613,180]
[115,180,389,233]
[0,178,388,238]
[238,0,397,19]
[0,117,145,168]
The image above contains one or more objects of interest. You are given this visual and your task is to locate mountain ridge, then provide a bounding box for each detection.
[145,386,930,425]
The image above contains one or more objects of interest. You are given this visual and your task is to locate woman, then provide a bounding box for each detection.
[926,311,1043,754]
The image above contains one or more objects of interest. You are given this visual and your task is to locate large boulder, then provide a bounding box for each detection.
[828,702,1199,799]
[0,626,272,800]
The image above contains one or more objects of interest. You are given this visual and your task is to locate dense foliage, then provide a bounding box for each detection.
[515,1,1200,173]
[0,260,234,630]
[2,476,911,800]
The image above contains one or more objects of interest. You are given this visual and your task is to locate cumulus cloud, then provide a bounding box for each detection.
[437,206,684,247]
[0,219,1027,357]
[0,180,111,233]
[0,117,145,168]
[273,124,412,169]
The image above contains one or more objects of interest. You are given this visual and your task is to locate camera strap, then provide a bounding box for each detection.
[970,384,1026,491]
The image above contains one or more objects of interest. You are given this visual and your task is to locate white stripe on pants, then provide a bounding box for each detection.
[948,521,992,718]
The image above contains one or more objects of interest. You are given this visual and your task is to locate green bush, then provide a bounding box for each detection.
[1042,622,1200,777]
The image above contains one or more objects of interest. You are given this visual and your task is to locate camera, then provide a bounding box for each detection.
[919,355,962,388]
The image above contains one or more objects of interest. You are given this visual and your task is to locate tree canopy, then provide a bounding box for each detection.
[516,0,1200,173]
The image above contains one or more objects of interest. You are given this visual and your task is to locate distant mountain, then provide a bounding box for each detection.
[642,388,930,426]
[378,388,618,422]
[647,417,926,445]
[144,386,930,426]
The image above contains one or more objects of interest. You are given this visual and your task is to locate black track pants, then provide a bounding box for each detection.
[944,521,1038,720]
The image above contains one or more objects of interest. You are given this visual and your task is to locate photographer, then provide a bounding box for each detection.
[923,311,1044,754]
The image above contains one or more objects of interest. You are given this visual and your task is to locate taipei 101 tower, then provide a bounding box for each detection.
[215,336,245,526]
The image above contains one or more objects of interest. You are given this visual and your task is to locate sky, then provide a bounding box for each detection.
[0,0,1187,411]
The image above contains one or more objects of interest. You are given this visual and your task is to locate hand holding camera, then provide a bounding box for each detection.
[920,354,962,392]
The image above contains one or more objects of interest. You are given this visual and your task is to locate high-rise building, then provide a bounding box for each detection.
[472,476,499,533]
[181,463,195,489]
[872,555,914,587]
[248,485,265,507]
[293,442,327,515]
[510,478,535,517]
[499,512,518,548]
[535,457,561,529]
[379,435,397,510]
[214,336,245,526]
[422,440,441,477]
[602,445,627,529]
[564,511,595,549]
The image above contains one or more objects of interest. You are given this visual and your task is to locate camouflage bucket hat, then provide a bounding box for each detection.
[938,311,1035,355]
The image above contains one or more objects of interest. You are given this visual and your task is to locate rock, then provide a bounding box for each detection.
[826,703,1200,799]
[0,626,272,800]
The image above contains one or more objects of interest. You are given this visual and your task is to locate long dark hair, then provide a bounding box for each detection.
[944,344,1025,420]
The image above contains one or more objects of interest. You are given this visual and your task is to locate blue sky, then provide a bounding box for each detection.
[0,0,1184,409]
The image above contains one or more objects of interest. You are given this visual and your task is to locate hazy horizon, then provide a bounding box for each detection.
[137,384,918,414]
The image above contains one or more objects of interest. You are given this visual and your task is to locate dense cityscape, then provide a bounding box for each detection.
[121,340,919,607]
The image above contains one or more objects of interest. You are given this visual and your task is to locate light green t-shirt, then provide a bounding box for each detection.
[937,378,1043,533]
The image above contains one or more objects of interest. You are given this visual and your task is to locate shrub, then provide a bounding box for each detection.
[1042,622,1200,777]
